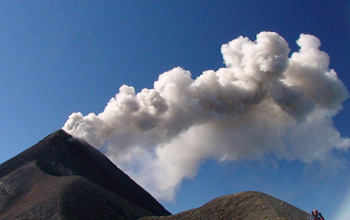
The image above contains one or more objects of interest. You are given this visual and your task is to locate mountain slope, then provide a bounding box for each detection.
[141,191,311,220]
[0,130,312,219]
[0,129,170,219]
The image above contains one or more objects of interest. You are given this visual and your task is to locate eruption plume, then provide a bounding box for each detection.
[63,32,349,201]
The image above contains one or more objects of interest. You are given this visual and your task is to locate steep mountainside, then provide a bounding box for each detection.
[0,129,170,219]
[0,130,311,219]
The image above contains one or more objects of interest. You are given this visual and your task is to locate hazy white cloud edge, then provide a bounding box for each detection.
[63,31,349,201]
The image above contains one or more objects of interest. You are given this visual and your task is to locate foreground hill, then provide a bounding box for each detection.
[141,191,311,220]
[0,129,170,219]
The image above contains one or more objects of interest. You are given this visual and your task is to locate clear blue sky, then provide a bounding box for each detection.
[0,1,349,219]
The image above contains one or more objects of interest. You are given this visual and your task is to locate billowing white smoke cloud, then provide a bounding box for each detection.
[63,32,349,201]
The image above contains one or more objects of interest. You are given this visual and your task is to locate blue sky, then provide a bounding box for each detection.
[0,1,349,219]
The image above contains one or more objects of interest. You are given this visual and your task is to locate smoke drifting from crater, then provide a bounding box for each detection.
[63,32,349,201]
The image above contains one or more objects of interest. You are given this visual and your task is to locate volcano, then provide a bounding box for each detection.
[0,129,170,219]
[0,129,311,219]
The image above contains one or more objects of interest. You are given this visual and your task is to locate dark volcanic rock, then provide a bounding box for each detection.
[0,129,312,220]
[0,129,170,219]
[141,191,311,220]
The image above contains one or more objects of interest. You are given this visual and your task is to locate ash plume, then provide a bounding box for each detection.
[63,32,349,201]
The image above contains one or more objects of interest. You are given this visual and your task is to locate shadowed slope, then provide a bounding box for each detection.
[0,161,156,219]
[141,191,311,220]
[0,129,170,219]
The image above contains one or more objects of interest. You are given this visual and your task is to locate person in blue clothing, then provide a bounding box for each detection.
[310,209,324,220]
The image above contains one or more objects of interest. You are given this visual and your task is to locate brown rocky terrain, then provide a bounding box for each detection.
[0,129,170,219]
[141,191,311,220]
[0,129,311,219]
